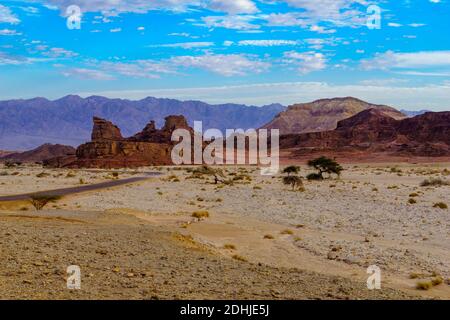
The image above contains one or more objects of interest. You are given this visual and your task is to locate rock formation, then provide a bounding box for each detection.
[280,109,450,160]
[262,97,406,135]
[46,115,194,168]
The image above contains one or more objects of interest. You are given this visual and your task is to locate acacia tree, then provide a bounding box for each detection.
[283,165,300,176]
[307,156,343,180]
[283,176,304,191]
[282,165,304,191]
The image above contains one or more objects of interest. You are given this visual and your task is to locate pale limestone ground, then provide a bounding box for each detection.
[1,163,449,298]
[0,165,137,195]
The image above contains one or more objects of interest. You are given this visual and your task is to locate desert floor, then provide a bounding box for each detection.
[0,163,449,299]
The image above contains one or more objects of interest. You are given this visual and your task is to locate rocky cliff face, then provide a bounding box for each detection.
[280,109,450,159]
[46,115,194,168]
[262,97,406,135]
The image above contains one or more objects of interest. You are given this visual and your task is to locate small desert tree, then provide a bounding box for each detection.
[281,165,304,191]
[307,156,343,180]
[29,194,61,211]
[283,165,300,176]
[283,176,304,191]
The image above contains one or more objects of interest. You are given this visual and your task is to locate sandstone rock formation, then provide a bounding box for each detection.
[262,97,406,135]
[1,144,75,163]
[46,115,194,168]
[280,109,450,160]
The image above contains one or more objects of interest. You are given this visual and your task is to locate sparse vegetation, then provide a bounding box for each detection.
[223,244,236,250]
[282,176,304,191]
[264,234,274,239]
[307,156,343,180]
[416,281,433,290]
[29,194,62,211]
[420,178,450,187]
[192,210,210,220]
[433,202,448,209]
[232,254,247,262]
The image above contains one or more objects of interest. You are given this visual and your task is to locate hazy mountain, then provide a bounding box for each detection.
[400,109,431,117]
[262,97,406,135]
[0,95,285,150]
[1,144,76,163]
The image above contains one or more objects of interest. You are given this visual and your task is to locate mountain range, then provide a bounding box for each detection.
[0,95,284,150]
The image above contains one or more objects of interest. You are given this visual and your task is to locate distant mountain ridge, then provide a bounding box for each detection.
[1,144,76,163]
[0,95,285,150]
[262,97,406,135]
[400,109,431,117]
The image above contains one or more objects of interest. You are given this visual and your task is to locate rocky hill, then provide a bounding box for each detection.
[0,95,284,150]
[280,109,450,159]
[1,144,76,163]
[262,97,406,135]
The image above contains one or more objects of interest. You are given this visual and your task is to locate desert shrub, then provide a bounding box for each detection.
[420,178,450,187]
[112,172,119,178]
[306,173,323,181]
[408,198,417,204]
[66,172,76,178]
[307,156,343,180]
[36,172,49,178]
[280,229,294,235]
[29,194,61,211]
[0,171,8,176]
[192,166,225,184]
[223,244,236,250]
[232,254,247,262]
[432,276,444,286]
[264,234,274,239]
[433,202,448,209]
[192,210,209,220]
[409,192,419,197]
[79,178,85,185]
[416,281,433,290]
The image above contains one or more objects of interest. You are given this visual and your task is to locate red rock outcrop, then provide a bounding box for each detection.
[47,115,194,168]
[280,109,450,160]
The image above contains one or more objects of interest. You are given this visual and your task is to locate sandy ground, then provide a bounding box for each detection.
[0,163,449,299]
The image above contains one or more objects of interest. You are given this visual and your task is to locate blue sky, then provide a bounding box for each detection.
[0,0,449,109]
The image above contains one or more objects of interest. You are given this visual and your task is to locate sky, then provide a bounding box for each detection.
[0,0,449,109]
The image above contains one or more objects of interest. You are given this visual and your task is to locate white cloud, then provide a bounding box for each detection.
[361,51,450,70]
[171,53,270,76]
[236,40,300,47]
[0,29,22,36]
[62,68,115,80]
[0,4,20,24]
[209,0,258,14]
[148,42,214,49]
[283,51,327,74]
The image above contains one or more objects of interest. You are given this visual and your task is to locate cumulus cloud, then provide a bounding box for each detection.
[171,53,270,76]
[0,4,20,24]
[283,51,327,74]
[61,68,115,80]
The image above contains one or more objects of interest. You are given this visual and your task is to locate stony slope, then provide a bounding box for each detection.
[1,144,75,163]
[262,97,406,135]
